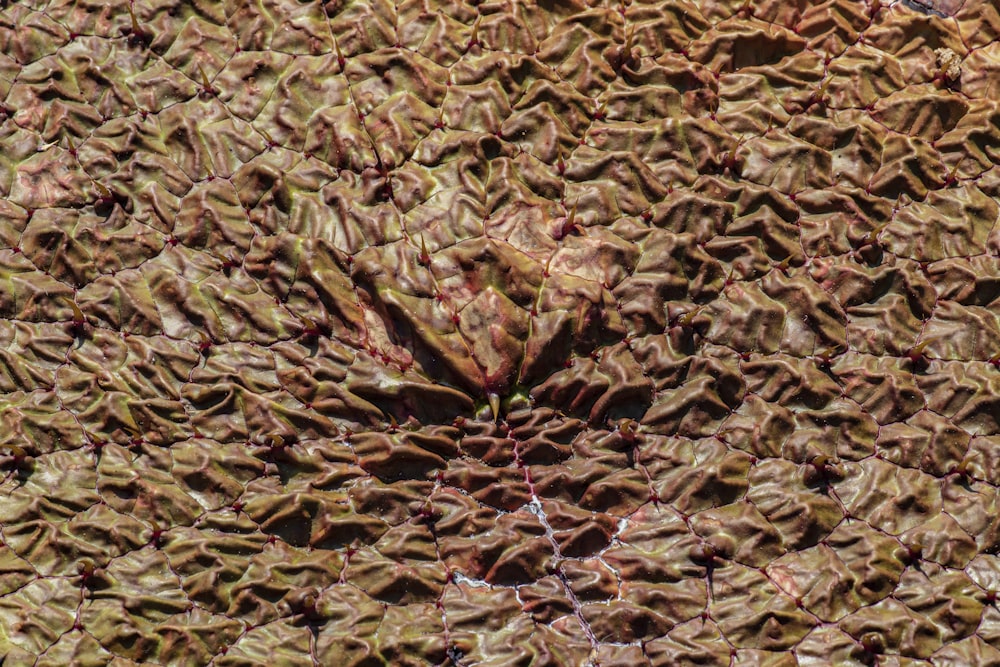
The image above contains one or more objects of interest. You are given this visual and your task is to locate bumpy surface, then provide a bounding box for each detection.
[1,0,1000,664]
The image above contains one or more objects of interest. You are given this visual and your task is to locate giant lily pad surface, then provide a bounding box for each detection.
[2,0,1000,664]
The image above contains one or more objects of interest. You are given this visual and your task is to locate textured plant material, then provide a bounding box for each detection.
[1,0,1000,664]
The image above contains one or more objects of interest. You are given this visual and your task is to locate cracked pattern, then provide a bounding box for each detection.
[1,0,1000,664]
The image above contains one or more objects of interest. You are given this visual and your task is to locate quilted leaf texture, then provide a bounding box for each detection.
[1,0,1000,664]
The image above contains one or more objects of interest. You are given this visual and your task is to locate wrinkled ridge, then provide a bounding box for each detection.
[1,0,1000,664]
